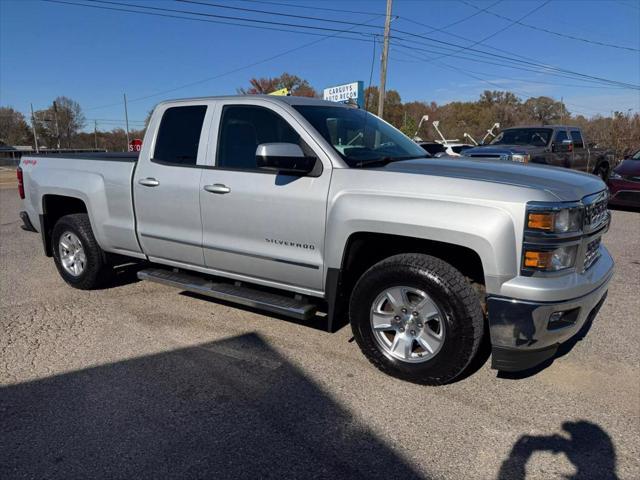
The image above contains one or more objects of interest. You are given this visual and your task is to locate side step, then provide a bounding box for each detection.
[137,268,317,320]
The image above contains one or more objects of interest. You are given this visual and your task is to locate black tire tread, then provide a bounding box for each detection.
[349,253,484,385]
[52,213,110,290]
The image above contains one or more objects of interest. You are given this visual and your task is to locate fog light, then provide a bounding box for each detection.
[547,308,579,330]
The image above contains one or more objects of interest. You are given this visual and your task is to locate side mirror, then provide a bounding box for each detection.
[553,139,573,152]
[256,143,317,176]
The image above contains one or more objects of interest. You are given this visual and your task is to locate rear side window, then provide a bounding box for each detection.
[570,130,584,148]
[153,105,207,166]
[555,130,569,143]
[217,105,301,171]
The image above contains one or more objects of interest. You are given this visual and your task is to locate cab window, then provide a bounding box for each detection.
[153,105,207,166]
[217,105,302,171]
[570,130,584,148]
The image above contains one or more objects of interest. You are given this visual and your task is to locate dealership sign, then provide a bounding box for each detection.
[323,81,364,108]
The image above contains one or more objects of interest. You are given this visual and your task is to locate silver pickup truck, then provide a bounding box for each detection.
[17,95,614,384]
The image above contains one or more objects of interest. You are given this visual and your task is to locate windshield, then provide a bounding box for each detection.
[293,105,427,167]
[490,128,553,147]
[633,150,640,160]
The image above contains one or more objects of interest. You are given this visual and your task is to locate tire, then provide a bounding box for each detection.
[349,253,484,385]
[52,213,111,290]
[594,162,609,182]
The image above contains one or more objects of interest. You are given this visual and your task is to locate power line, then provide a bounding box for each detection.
[392,47,603,116]
[175,0,389,28]
[235,0,383,16]
[425,0,551,63]
[390,38,636,90]
[389,28,640,89]
[460,0,640,52]
[83,0,382,35]
[411,0,503,34]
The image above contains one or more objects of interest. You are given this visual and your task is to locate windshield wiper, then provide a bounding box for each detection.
[354,154,428,168]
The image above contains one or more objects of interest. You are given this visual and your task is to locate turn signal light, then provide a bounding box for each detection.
[527,212,554,231]
[524,251,552,269]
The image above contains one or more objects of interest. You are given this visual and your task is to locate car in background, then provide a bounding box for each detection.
[463,125,616,180]
[608,149,640,208]
[416,141,473,157]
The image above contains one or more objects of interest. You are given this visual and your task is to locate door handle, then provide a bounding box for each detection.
[138,177,160,187]
[204,184,231,194]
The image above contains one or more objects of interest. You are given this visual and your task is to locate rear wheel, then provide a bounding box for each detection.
[52,213,111,289]
[349,253,484,385]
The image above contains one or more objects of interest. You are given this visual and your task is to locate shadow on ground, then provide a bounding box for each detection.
[497,421,619,480]
[0,333,424,479]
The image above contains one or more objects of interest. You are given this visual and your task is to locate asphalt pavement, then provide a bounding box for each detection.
[1,185,639,479]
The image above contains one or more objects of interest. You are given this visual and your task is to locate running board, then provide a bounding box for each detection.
[137,268,317,320]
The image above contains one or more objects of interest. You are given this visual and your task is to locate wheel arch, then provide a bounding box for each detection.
[325,231,489,333]
[40,194,88,256]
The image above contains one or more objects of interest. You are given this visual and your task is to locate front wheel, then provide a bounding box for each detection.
[52,213,111,289]
[349,253,484,385]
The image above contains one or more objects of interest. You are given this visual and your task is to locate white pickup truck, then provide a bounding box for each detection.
[17,96,613,384]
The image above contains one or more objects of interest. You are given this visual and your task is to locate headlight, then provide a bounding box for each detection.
[527,207,582,233]
[511,154,530,163]
[523,245,578,271]
[608,171,622,180]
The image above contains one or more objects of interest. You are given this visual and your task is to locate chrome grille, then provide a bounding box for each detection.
[583,191,609,232]
[584,237,601,270]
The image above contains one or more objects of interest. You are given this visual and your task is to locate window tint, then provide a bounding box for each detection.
[555,130,569,143]
[570,130,584,148]
[153,105,207,166]
[217,105,301,170]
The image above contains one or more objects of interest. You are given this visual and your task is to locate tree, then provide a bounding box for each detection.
[238,73,317,97]
[0,107,31,146]
[34,96,85,148]
[522,96,566,125]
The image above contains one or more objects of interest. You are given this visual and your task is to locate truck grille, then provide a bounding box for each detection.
[583,237,601,270]
[583,191,609,232]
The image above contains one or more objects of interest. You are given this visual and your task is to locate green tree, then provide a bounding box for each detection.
[238,73,317,97]
[0,107,31,146]
[521,96,566,125]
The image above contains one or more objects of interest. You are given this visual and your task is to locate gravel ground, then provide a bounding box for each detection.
[1,186,639,479]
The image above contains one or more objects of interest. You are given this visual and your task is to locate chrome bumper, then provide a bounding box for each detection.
[487,260,613,372]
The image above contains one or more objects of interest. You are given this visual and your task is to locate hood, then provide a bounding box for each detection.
[464,145,542,156]
[381,157,605,201]
[614,158,640,176]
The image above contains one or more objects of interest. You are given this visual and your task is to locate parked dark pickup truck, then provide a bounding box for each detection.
[463,125,616,180]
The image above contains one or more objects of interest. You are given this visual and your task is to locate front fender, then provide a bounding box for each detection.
[325,191,519,294]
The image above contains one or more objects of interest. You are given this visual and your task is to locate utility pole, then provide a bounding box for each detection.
[94,120,98,149]
[30,103,39,153]
[123,93,130,150]
[377,0,393,119]
[52,100,61,149]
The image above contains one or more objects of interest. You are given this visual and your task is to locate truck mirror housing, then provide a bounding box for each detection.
[256,143,317,175]
[553,139,573,153]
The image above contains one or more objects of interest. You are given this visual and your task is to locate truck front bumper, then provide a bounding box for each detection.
[487,255,614,372]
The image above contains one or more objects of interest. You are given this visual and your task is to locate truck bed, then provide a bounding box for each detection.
[20,154,143,259]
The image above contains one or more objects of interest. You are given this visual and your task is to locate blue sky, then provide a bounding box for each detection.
[1,0,639,131]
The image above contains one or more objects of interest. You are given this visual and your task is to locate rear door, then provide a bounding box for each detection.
[570,129,589,172]
[199,101,331,291]
[134,102,212,266]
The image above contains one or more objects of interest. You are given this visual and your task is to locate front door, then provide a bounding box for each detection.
[199,103,331,291]
[134,103,210,266]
